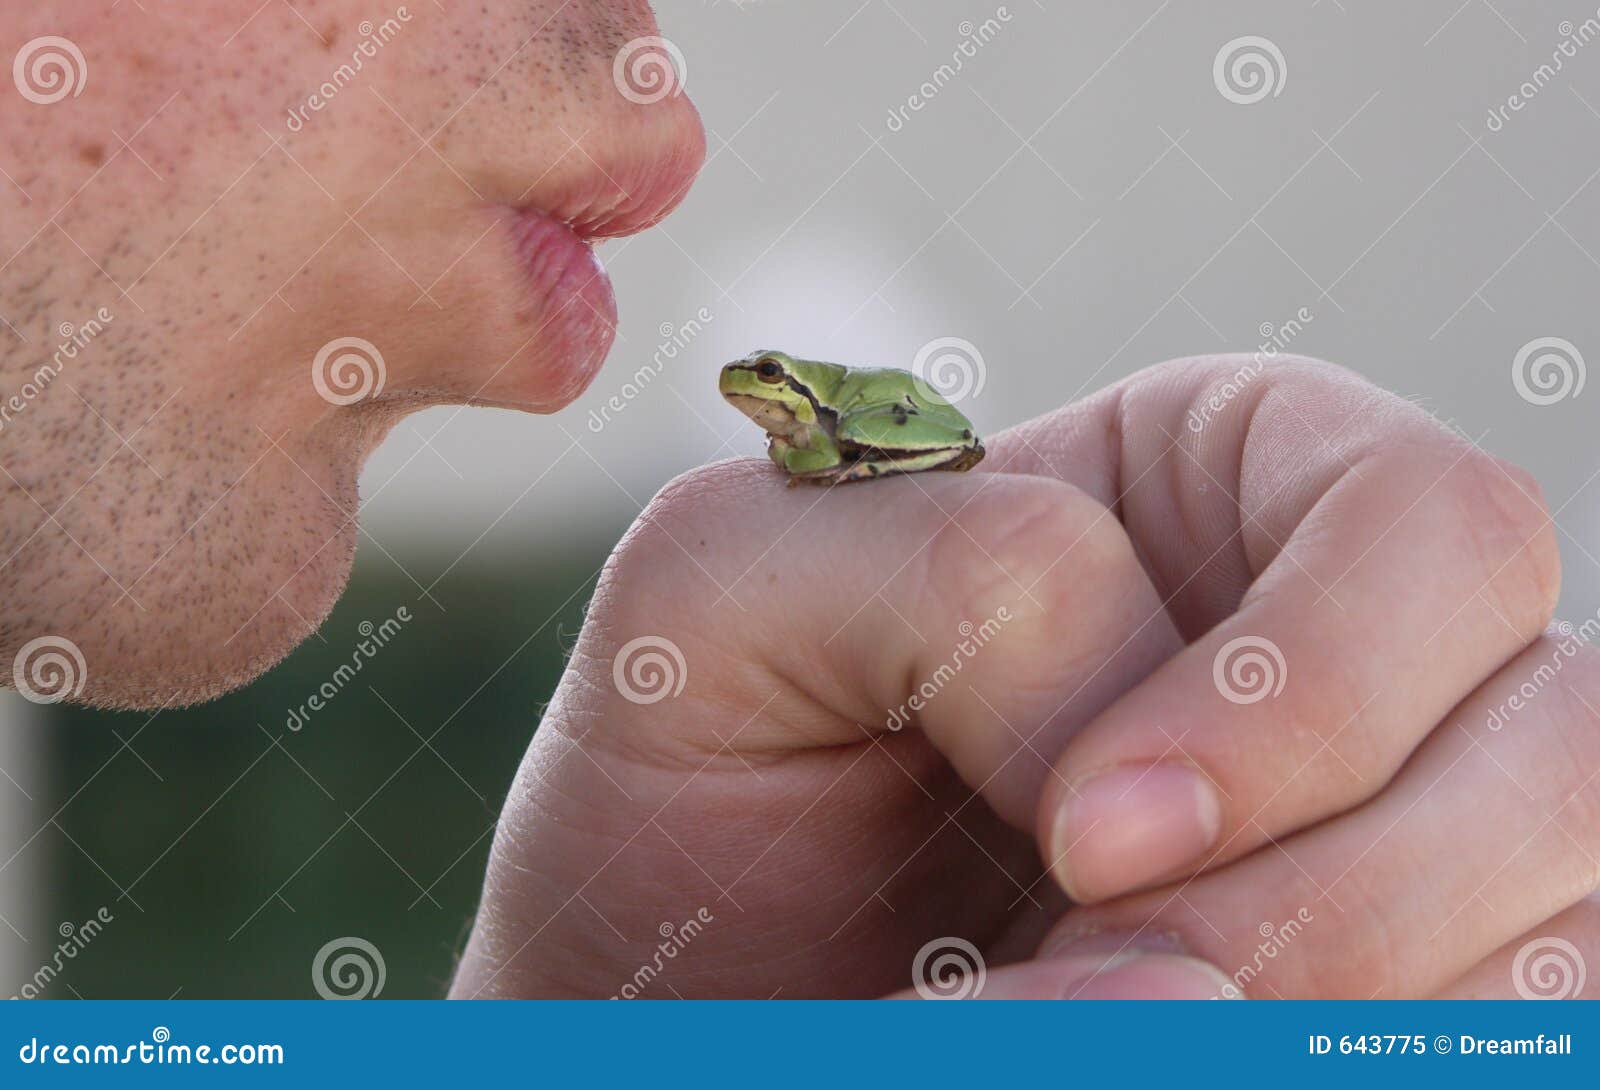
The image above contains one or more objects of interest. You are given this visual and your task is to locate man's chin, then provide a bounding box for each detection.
[2,449,360,712]
[73,534,357,712]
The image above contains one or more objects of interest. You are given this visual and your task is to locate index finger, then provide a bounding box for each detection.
[997,355,1559,902]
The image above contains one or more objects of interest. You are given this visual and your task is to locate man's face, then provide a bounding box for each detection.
[0,1,704,707]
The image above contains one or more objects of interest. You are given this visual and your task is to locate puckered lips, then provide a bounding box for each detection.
[502,121,705,410]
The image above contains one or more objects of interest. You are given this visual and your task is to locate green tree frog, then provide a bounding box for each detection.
[719,350,985,484]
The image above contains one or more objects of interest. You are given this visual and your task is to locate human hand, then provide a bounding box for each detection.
[453,354,1597,1000]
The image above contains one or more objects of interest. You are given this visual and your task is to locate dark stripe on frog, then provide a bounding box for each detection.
[730,363,838,429]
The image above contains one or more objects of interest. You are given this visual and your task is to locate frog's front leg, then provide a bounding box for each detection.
[767,432,845,485]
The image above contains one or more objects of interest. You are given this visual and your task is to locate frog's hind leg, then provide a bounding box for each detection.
[832,445,985,483]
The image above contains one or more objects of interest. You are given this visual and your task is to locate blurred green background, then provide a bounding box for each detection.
[21,540,616,998]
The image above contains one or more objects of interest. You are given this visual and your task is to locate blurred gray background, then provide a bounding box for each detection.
[370,0,1600,596]
[5,0,1600,996]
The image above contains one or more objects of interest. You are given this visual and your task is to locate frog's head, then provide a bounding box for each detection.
[718,350,813,430]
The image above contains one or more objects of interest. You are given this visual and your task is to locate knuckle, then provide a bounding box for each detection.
[926,476,1126,635]
[1323,865,1418,998]
[601,461,755,616]
[1157,351,1371,434]
[1450,451,1560,638]
[614,461,749,570]
[1545,643,1600,828]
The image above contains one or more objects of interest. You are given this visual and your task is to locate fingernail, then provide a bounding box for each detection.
[1049,762,1222,900]
[1062,953,1240,1000]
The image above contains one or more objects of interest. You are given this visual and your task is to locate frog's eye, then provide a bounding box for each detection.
[755,358,785,384]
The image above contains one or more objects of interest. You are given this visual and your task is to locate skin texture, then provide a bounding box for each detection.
[5,7,1596,1001]
[452,356,1600,1000]
[0,1,703,707]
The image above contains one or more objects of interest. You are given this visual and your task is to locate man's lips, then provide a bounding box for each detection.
[495,107,706,408]
[520,132,705,239]
[505,210,619,397]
